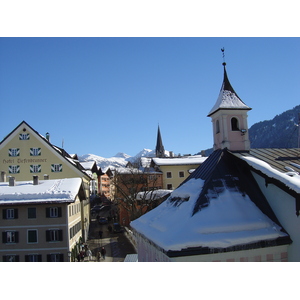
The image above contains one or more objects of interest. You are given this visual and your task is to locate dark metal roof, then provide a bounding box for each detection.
[207,65,251,117]
[179,149,288,225]
[164,148,293,257]
[233,148,300,173]
[223,65,239,97]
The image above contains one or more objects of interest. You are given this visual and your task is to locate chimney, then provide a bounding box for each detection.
[1,171,6,182]
[44,174,49,180]
[9,176,15,186]
[33,175,39,185]
[46,132,50,142]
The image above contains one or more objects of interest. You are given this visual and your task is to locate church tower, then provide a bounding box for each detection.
[207,61,252,151]
[155,125,165,157]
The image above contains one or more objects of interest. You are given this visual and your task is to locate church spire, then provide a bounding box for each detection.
[208,62,251,117]
[208,53,252,151]
[155,125,165,158]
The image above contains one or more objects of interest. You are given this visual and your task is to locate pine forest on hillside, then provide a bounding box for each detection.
[249,105,300,148]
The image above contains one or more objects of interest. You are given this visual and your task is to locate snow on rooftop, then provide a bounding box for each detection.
[0,178,82,205]
[241,156,300,193]
[152,155,207,166]
[131,178,288,252]
[136,189,171,200]
[80,161,96,170]
[208,89,251,116]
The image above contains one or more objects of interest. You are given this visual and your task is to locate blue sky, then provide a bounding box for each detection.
[1,37,299,158]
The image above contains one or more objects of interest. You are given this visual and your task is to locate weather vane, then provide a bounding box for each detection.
[221,47,226,66]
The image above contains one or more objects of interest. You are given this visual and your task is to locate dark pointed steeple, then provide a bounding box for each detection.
[207,57,252,151]
[208,62,251,117]
[155,125,165,158]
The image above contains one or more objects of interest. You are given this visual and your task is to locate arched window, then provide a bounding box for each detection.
[231,117,239,131]
[216,120,220,133]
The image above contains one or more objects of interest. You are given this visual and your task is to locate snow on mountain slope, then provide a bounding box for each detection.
[79,149,155,171]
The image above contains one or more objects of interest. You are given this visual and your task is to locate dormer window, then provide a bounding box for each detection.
[231,117,239,131]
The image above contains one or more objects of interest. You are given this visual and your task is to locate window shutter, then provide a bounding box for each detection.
[47,254,51,262]
[58,207,62,217]
[3,255,7,262]
[59,254,64,262]
[14,209,18,219]
[15,232,19,243]
[2,232,7,243]
[25,255,29,262]
[58,230,63,241]
[46,208,50,218]
[15,255,20,262]
[46,230,50,242]
[2,209,7,219]
[38,254,42,262]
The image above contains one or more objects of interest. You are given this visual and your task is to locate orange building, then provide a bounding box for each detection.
[114,168,165,226]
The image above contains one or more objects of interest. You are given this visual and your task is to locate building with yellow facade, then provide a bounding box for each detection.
[151,156,207,190]
[0,121,92,261]
[1,177,85,262]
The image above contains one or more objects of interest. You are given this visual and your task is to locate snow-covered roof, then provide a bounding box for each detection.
[152,155,207,166]
[131,178,288,252]
[80,161,97,170]
[136,189,171,200]
[0,178,82,205]
[131,149,290,254]
[241,156,300,193]
[208,65,251,116]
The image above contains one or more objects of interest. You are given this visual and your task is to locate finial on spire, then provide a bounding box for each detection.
[221,47,226,66]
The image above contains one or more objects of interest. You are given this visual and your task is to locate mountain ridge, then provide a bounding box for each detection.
[79,105,300,171]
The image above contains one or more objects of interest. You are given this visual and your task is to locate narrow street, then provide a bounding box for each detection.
[84,216,136,262]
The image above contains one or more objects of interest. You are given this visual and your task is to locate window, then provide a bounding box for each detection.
[166,172,172,178]
[149,175,157,181]
[27,230,38,243]
[25,254,42,262]
[30,165,41,173]
[19,133,30,140]
[46,207,62,218]
[8,148,20,157]
[231,117,239,131]
[50,207,58,218]
[3,208,18,219]
[216,120,220,133]
[28,208,36,219]
[3,255,19,262]
[70,221,81,239]
[179,171,184,178]
[51,164,62,172]
[2,231,19,243]
[167,184,173,190]
[30,148,41,156]
[46,229,63,242]
[47,253,64,262]
[8,165,20,174]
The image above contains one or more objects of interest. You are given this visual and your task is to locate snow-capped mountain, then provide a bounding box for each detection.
[79,149,155,171]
